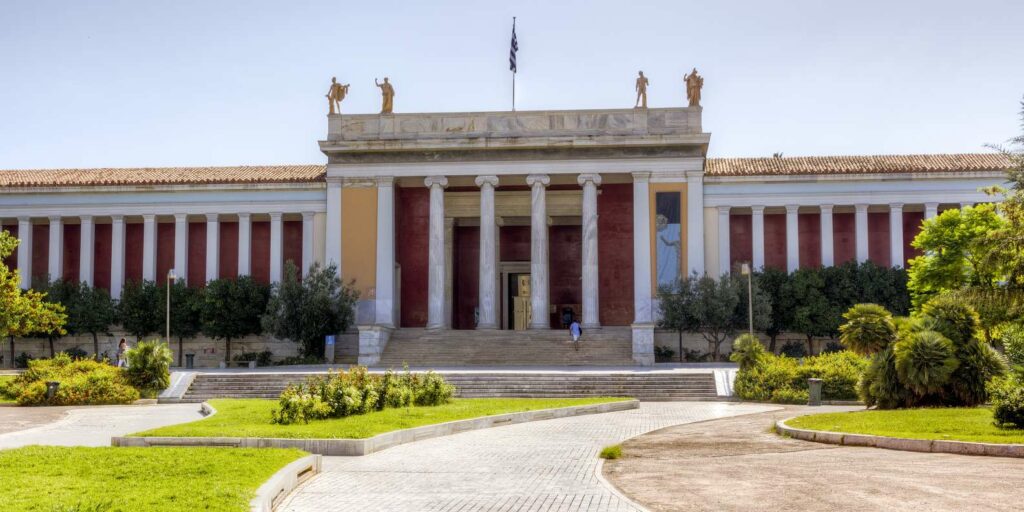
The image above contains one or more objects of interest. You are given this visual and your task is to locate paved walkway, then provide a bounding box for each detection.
[279,402,777,512]
[0,403,203,449]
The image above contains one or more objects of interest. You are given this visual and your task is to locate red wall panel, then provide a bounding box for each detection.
[763,213,787,271]
[903,211,925,266]
[868,211,891,267]
[833,213,856,265]
[798,213,821,268]
[2,224,17,271]
[62,224,80,282]
[453,226,479,330]
[124,223,143,283]
[31,225,49,284]
[396,187,429,327]
[283,220,303,279]
[251,221,270,285]
[597,183,634,326]
[219,222,239,279]
[93,223,111,292]
[156,223,174,284]
[548,225,582,328]
[499,226,530,262]
[729,214,753,271]
[187,222,206,287]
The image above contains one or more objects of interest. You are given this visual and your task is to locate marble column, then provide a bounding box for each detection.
[376,177,396,328]
[526,174,550,329]
[47,216,63,281]
[854,204,869,263]
[205,214,219,282]
[16,217,32,289]
[578,173,601,328]
[632,172,653,324]
[889,203,904,268]
[325,179,343,272]
[79,215,94,286]
[301,212,315,275]
[924,202,939,220]
[174,214,188,284]
[141,214,156,281]
[237,213,252,276]
[425,176,448,330]
[475,175,499,329]
[820,205,834,267]
[785,205,799,273]
[685,170,705,275]
[444,218,454,328]
[110,216,125,299]
[269,212,283,283]
[717,207,730,275]
[751,206,765,270]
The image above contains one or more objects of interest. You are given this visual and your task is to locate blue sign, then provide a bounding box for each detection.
[325,335,336,346]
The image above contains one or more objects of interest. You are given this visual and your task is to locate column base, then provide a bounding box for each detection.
[356,325,392,366]
[475,324,499,330]
[631,323,655,366]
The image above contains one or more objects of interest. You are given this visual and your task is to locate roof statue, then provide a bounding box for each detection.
[375,77,395,114]
[684,68,703,107]
[326,77,350,115]
[634,71,649,109]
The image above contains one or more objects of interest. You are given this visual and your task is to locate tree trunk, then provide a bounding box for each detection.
[806,334,814,356]
[225,337,232,363]
[8,336,13,369]
[48,337,55,358]
[678,330,684,363]
[92,333,100,361]
[178,337,184,368]
[769,335,778,354]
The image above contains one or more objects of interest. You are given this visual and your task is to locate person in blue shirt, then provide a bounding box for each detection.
[569,320,583,351]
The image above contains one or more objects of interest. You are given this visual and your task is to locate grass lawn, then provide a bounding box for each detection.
[0,445,306,512]
[0,375,16,403]
[789,408,1024,444]
[133,397,629,439]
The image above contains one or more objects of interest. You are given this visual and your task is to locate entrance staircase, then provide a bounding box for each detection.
[377,327,635,367]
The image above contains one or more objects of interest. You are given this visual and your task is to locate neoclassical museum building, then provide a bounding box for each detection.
[0,106,1012,365]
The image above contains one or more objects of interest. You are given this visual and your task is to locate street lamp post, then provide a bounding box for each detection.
[740,263,753,338]
[166,269,177,347]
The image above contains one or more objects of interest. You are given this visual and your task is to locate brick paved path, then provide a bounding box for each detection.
[0,404,203,449]
[280,402,777,512]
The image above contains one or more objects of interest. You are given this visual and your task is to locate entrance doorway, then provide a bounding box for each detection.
[509,273,532,330]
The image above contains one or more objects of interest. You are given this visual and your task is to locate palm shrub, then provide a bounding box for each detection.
[996,323,1024,368]
[729,333,766,371]
[839,303,897,356]
[125,340,173,391]
[893,331,959,396]
[859,345,913,409]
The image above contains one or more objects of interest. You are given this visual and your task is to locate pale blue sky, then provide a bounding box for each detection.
[1,0,1022,169]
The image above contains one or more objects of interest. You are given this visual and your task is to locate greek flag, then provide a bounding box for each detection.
[509,19,518,73]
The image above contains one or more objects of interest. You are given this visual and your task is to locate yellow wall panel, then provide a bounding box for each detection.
[341,187,377,299]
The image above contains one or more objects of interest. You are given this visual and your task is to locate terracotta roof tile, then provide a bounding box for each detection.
[0,165,326,188]
[706,153,1012,176]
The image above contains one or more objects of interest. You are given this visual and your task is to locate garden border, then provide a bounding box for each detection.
[250,453,321,512]
[776,417,1024,458]
[112,399,640,456]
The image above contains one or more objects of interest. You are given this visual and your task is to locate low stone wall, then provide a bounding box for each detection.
[250,454,322,512]
[776,418,1024,458]
[113,399,640,456]
[653,331,839,360]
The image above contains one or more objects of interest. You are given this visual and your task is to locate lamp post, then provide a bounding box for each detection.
[166,269,177,345]
[740,263,753,338]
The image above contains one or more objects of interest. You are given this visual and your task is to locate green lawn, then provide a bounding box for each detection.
[0,375,16,403]
[0,445,305,512]
[789,408,1024,444]
[133,397,629,439]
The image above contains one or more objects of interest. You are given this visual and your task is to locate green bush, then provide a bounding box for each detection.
[794,351,867,400]
[859,345,913,409]
[839,303,897,355]
[995,323,1024,368]
[893,331,958,396]
[733,354,797,401]
[234,351,273,367]
[125,341,173,392]
[770,387,809,404]
[10,354,139,406]
[919,296,983,347]
[271,366,455,425]
[599,444,622,459]
[779,341,807,358]
[733,350,867,402]
[729,334,766,371]
[989,375,1024,429]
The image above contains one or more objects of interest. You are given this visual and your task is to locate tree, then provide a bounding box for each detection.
[30,277,78,357]
[786,267,833,355]
[0,232,66,362]
[657,279,698,362]
[66,283,115,360]
[158,281,203,367]
[116,280,162,341]
[262,262,358,358]
[202,276,269,362]
[756,267,792,352]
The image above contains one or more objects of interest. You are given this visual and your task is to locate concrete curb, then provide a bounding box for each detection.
[249,454,321,512]
[158,371,197,403]
[113,399,640,456]
[595,458,652,512]
[776,417,1024,458]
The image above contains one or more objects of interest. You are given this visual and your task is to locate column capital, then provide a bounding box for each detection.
[49,215,62,222]
[269,212,283,221]
[376,176,395,187]
[854,203,869,212]
[684,169,705,180]
[785,205,800,214]
[110,214,124,222]
[750,205,765,214]
[525,174,550,187]
[424,175,449,189]
[205,213,219,222]
[174,213,188,222]
[17,216,32,223]
[576,173,602,187]
[79,215,93,223]
[631,171,651,183]
[301,211,316,221]
[889,202,905,210]
[924,202,940,209]
[475,175,500,188]
[819,204,834,213]
[717,206,731,215]
[237,212,251,220]
[142,214,156,222]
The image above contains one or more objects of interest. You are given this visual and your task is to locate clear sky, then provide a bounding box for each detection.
[1,0,1022,169]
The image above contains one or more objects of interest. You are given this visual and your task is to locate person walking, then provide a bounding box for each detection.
[569,319,583,352]
[116,338,129,368]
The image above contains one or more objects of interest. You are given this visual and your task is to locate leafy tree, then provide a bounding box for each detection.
[202,276,269,362]
[158,281,203,367]
[65,283,115,360]
[786,267,834,355]
[262,261,358,358]
[854,262,910,315]
[117,280,162,341]
[657,279,698,362]
[0,232,66,362]
[29,278,78,357]
[756,267,792,353]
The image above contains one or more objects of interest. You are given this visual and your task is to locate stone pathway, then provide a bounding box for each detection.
[0,403,203,449]
[279,402,777,512]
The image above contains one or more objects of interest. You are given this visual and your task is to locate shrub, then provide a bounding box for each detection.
[989,375,1024,429]
[946,341,1008,406]
[60,346,89,361]
[599,444,622,460]
[996,323,1024,367]
[794,351,867,400]
[14,352,33,369]
[234,351,273,367]
[272,354,325,366]
[780,341,807,358]
[654,345,676,363]
[729,334,766,371]
[10,354,139,406]
[839,303,897,355]
[893,331,958,396]
[821,341,845,354]
[919,296,983,347]
[734,350,868,402]
[125,341,173,392]
[271,366,455,424]
[770,387,809,404]
[733,354,797,401]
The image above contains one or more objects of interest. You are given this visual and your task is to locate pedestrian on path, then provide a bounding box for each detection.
[116,339,129,368]
[569,320,582,351]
